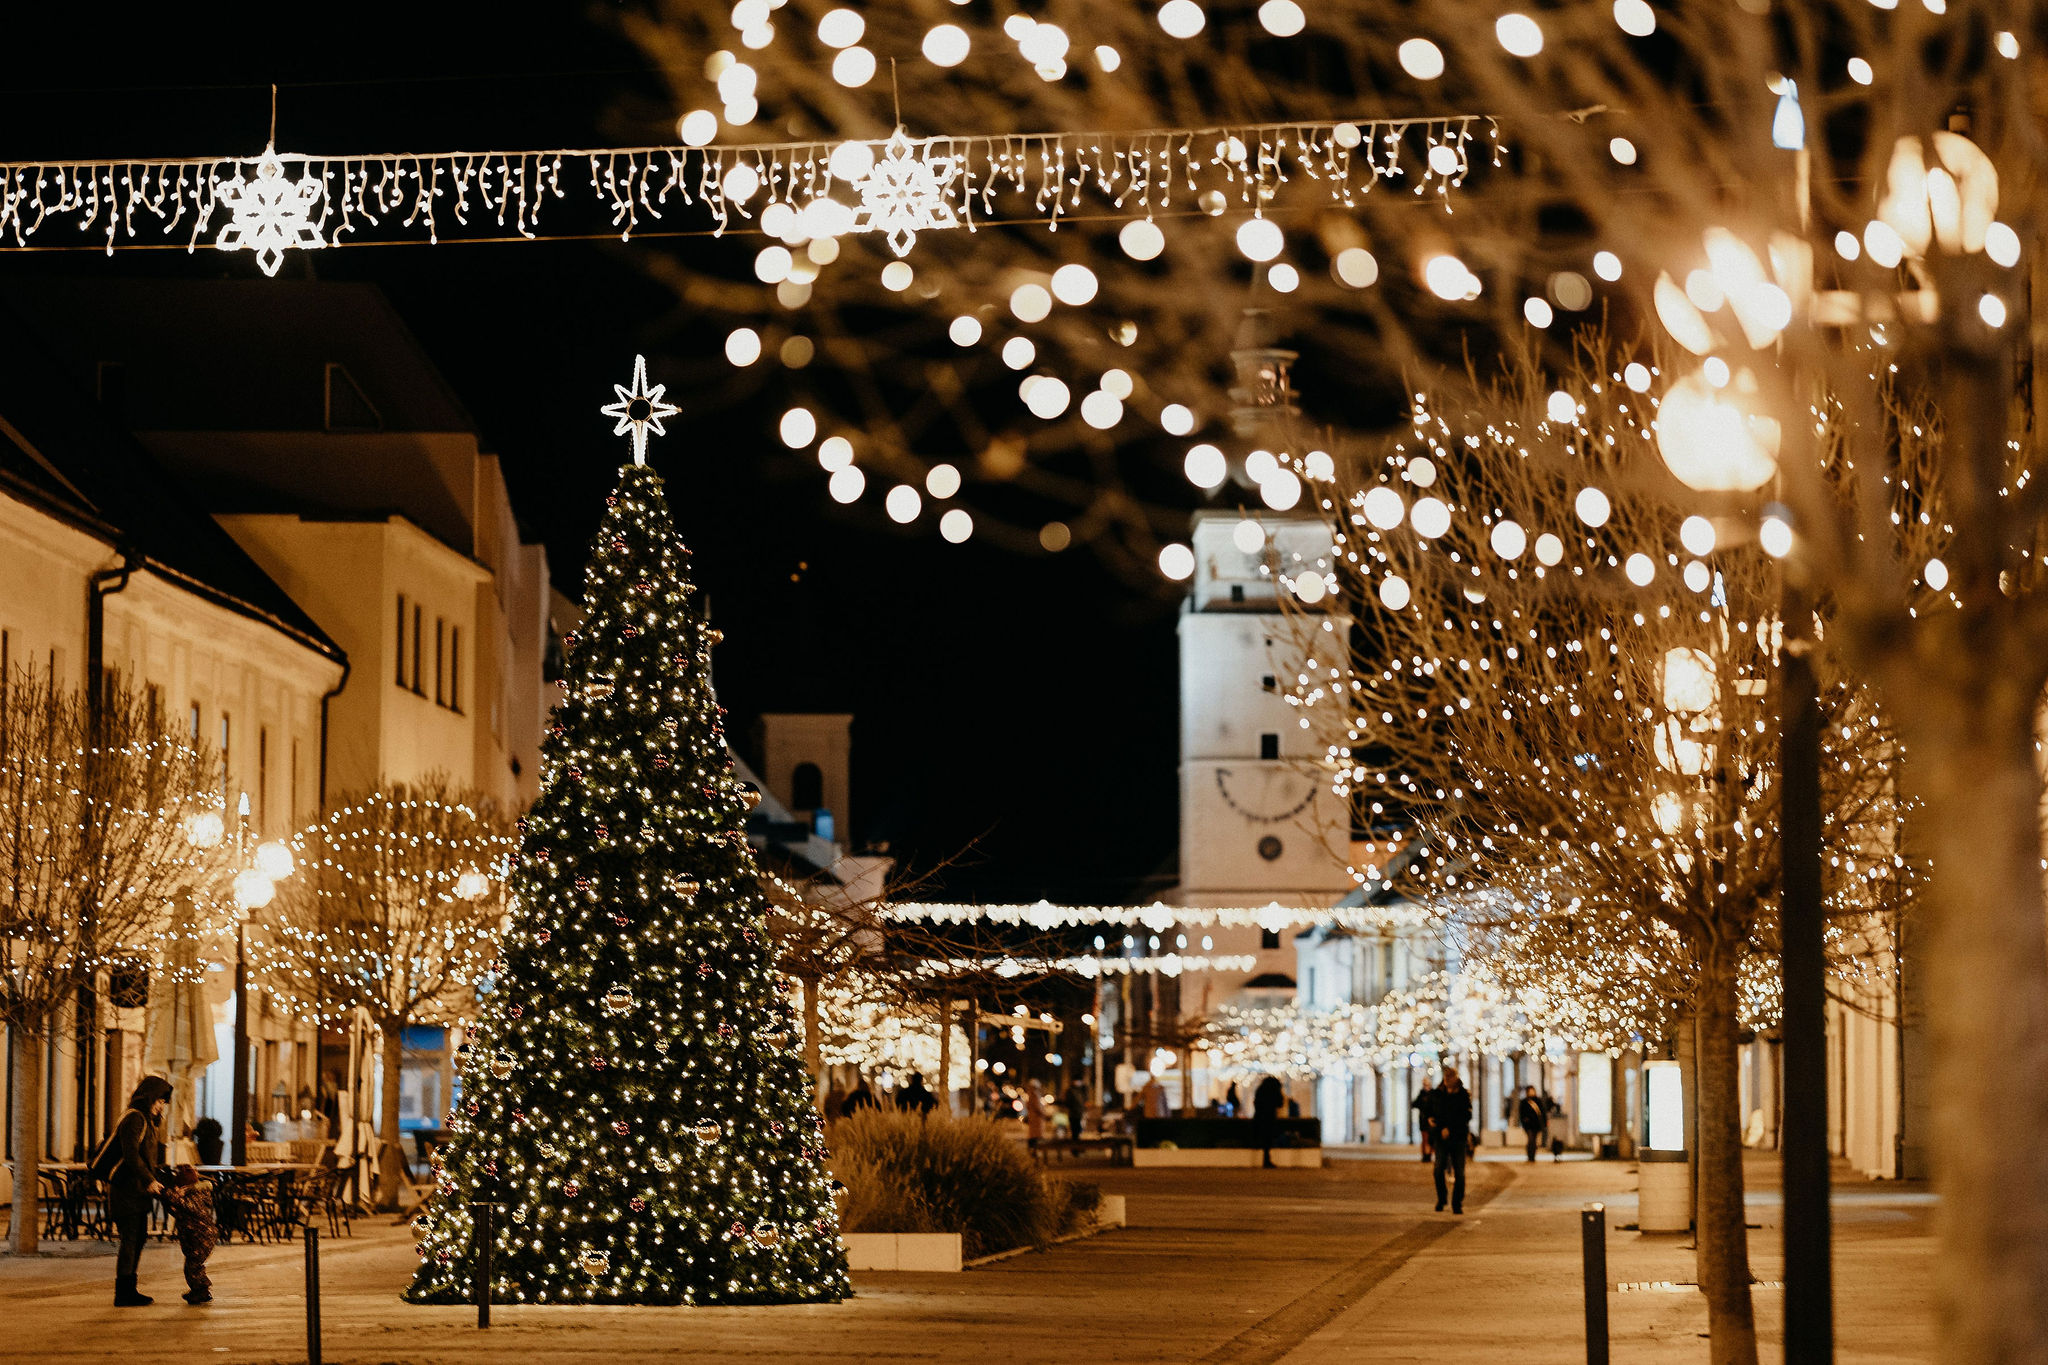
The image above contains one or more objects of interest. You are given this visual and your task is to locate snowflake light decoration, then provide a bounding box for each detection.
[852,130,961,257]
[213,149,325,277]
[599,354,681,465]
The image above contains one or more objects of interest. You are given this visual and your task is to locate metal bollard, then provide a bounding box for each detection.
[1582,1202,1609,1365]
[303,1222,322,1365]
[471,1202,495,1329]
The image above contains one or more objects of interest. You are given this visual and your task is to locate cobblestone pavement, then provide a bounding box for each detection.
[0,1152,1932,1363]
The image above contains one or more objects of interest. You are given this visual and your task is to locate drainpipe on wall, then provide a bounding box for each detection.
[317,657,352,814]
[77,544,141,1158]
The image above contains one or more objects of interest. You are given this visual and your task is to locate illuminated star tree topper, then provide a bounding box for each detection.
[599,354,681,465]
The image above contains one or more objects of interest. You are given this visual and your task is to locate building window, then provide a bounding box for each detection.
[144,683,161,729]
[412,605,424,696]
[395,595,408,687]
[290,738,300,827]
[324,363,382,432]
[448,628,462,713]
[1259,733,1280,760]
[1261,675,1276,693]
[189,703,201,742]
[220,714,231,790]
[791,762,824,810]
[258,727,269,830]
[1260,929,1282,950]
[434,618,446,706]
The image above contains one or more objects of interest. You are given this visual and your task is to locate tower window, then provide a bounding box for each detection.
[395,595,408,687]
[1261,675,1276,692]
[791,762,824,810]
[1260,929,1282,950]
[1259,733,1280,760]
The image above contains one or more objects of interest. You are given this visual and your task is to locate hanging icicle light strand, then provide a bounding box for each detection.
[0,116,1498,271]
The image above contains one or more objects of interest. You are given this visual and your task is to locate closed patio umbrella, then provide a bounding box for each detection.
[143,936,220,1154]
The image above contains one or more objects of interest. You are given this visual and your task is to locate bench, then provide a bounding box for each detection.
[1028,1135,1134,1166]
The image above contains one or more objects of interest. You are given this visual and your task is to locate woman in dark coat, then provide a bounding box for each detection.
[104,1075,173,1305]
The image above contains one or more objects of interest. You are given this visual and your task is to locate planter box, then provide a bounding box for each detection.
[1094,1194,1127,1228]
[1132,1146,1323,1169]
[1135,1116,1321,1150]
[840,1232,963,1272]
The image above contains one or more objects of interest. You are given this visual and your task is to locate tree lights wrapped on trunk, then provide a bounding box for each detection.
[403,391,849,1306]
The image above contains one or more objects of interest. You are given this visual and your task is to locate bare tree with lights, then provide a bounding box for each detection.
[1269,337,1907,1361]
[609,1,2040,1346]
[0,666,227,1253]
[251,781,514,1211]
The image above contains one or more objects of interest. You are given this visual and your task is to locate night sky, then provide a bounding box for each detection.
[1,5,1184,903]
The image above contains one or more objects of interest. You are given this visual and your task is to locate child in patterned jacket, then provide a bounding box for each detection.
[165,1164,218,1304]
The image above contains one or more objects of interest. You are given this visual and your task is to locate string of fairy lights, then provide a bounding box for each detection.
[0,115,1488,276]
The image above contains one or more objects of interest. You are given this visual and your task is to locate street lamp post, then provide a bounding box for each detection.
[222,793,294,1167]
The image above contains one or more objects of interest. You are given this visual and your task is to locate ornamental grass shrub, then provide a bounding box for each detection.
[831,1108,1100,1258]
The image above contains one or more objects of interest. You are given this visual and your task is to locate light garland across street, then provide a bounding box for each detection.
[884,899,1431,932]
[0,115,1494,274]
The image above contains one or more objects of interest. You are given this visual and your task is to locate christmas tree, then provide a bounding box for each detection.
[405,359,851,1306]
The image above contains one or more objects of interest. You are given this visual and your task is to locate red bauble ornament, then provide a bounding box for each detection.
[509,1006,524,1019]
[563,1181,580,1198]
[536,929,551,945]
[613,1120,630,1136]
[591,1054,608,1070]
[630,1197,647,1212]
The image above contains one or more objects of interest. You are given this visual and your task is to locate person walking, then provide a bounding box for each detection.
[1252,1074,1286,1168]
[1516,1085,1549,1164]
[1430,1067,1475,1214]
[97,1075,173,1306]
[1223,1081,1242,1118]
[1411,1078,1440,1162]
[896,1071,938,1116]
[164,1165,218,1304]
[1024,1079,1049,1142]
[1060,1081,1086,1143]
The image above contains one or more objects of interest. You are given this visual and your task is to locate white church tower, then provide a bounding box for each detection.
[1171,313,1353,1025]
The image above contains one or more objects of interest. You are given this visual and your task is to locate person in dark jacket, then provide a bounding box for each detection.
[1516,1085,1549,1163]
[1060,1082,1086,1143]
[896,1072,938,1116]
[840,1081,879,1116]
[1252,1075,1286,1168]
[1412,1081,1440,1161]
[192,1116,225,1168]
[105,1075,173,1305]
[1430,1067,1475,1214]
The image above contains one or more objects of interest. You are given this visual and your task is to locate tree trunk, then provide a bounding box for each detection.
[9,1026,42,1255]
[936,997,953,1116]
[1695,941,1758,1365]
[374,1026,406,1212]
[802,977,824,1119]
[1897,709,2048,1360]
